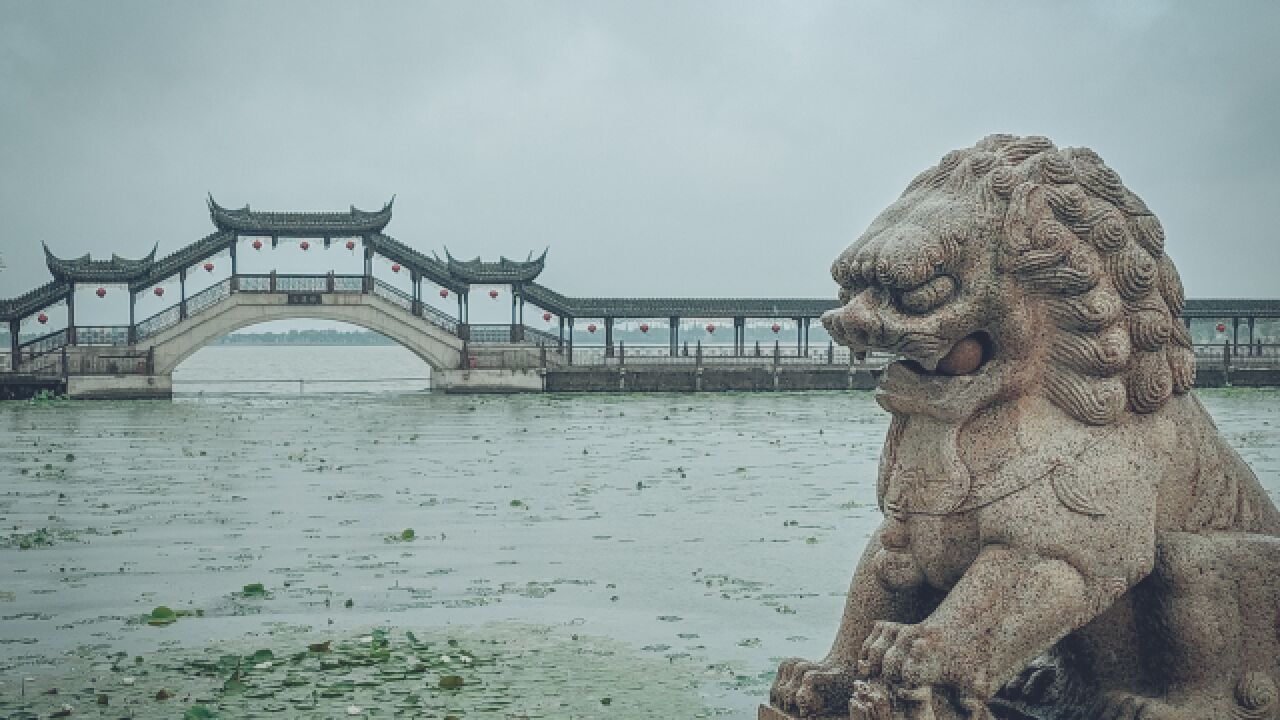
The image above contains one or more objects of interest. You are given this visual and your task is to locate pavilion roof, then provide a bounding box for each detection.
[44,243,157,284]
[208,195,393,237]
[443,248,547,284]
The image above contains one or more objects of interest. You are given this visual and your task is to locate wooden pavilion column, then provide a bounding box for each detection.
[795,317,802,355]
[804,317,811,355]
[179,269,188,319]
[229,239,238,280]
[456,292,464,322]
[605,317,614,357]
[558,316,565,348]
[9,319,19,371]
[411,270,422,316]
[669,316,679,357]
[66,288,76,346]
[362,245,374,292]
[1233,317,1241,355]
[568,318,575,365]
[1248,317,1256,355]
[128,289,137,344]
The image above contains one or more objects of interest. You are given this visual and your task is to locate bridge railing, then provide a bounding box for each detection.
[467,324,516,343]
[523,325,562,347]
[17,328,69,370]
[564,342,893,366]
[69,349,153,375]
[136,304,183,341]
[74,326,131,346]
[371,279,460,335]
[187,278,232,318]
[1193,342,1280,369]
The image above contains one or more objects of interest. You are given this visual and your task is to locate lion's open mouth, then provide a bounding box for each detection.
[900,332,992,377]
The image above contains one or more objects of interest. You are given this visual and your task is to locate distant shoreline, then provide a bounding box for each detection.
[213,330,396,346]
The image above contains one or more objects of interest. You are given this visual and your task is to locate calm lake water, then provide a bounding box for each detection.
[2,346,1278,718]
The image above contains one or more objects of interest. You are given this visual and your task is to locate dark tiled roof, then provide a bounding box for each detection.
[365,234,465,293]
[208,195,393,236]
[44,243,157,283]
[521,282,839,318]
[130,231,236,292]
[1182,298,1280,318]
[444,248,547,284]
[0,280,70,321]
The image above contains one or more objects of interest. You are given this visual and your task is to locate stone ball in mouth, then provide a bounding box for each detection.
[935,334,988,376]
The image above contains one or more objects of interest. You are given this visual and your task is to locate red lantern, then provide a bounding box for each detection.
[37,313,48,324]
[345,240,356,251]
[542,312,552,322]
[252,239,263,250]
[439,289,449,299]
[489,290,499,299]
[96,287,106,298]
[203,262,214,272]
[391,263,401,273]
[1216,323,1227,333]
[705,323,716,334]
[153,287,164,297]
[771,323,781,333]
[300,241,310,251]
[587,323,597,333]
[639,323,650,333]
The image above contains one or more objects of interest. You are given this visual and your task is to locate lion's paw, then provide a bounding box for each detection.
[770,656,857,717]
[859,621,950,690]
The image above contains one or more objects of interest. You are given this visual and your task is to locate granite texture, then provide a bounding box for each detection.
[764,135,1280,720]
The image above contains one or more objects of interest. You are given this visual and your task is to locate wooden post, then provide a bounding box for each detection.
[568,318,575,365]
[774,340,780,366]
[363,245,373,292]
[128,290,137,345]
[66,289,76,346]
[179,270,188,319]
[1233,317,1240,356]
[230,239,238,279]
[8,319,18,371]
[558,316,565,349]
[1248,317,1256,356]
[619,340,625,365]
[605,317,614,358]
[828,340,834,364]
[669,316,679,357]
[268,270,276,294]
[696,340,703,366]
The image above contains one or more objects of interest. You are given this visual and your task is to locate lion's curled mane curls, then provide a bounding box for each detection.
[903,134,1194,425]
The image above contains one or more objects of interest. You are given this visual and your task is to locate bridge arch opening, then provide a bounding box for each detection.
[171,320,433,395]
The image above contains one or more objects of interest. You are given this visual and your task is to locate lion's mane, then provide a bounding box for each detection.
[901,134,1195,426]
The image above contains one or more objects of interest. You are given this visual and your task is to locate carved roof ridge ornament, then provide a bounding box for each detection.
[42,241,158,283]
[206,194,394,236]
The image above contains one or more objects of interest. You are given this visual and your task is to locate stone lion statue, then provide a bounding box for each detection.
[765,135,1280,720]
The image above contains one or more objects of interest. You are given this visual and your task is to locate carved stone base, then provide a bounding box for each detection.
[759,705,842,720]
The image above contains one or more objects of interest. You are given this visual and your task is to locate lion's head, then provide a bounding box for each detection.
[822,134,1194,426]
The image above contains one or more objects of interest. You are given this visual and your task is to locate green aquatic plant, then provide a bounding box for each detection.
[147,606,177,626]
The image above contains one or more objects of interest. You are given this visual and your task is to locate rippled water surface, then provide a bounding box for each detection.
[2,346,1278,718]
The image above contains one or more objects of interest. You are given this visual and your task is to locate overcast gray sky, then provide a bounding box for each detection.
[2,0,1278,308]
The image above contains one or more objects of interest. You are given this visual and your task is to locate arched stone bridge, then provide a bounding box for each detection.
[2,198,1278,397]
